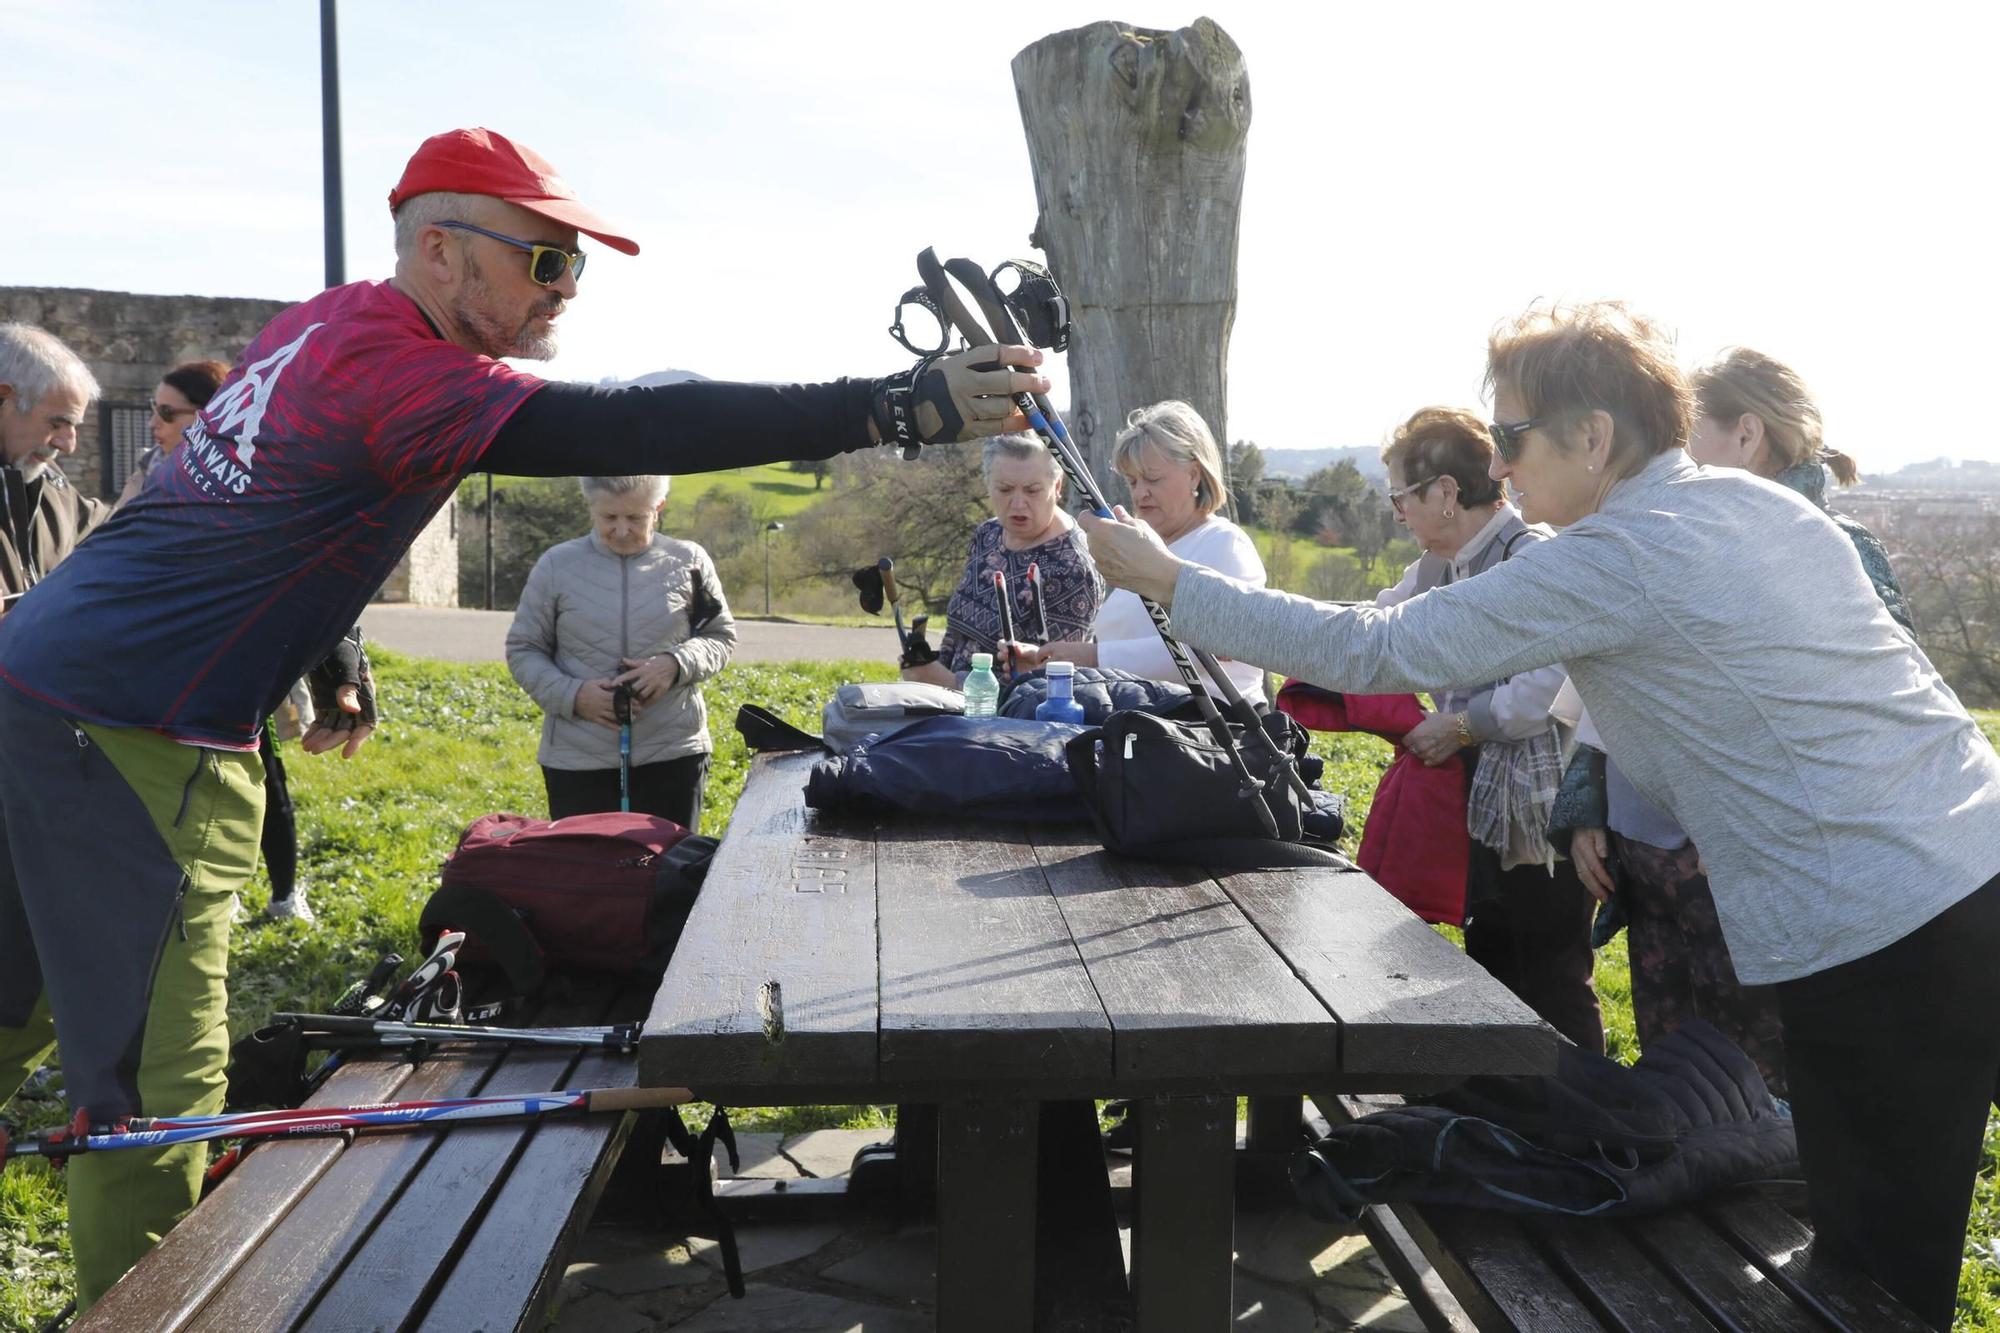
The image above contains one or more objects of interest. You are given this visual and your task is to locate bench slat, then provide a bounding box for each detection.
[1032,828,1338,1081]
[876,819,1110,1085]
[1413,1206,1608,1333]
[411,1041,639,1332]
[290,997,604,1330]
[640,751,879,1092]
[1530,1215,1721,1332]
[1219,868,1557,1081]
[72,1060,412,1333]
[1703,1192,1934,1333]
[181,1051,498,1333]
[1623,1210,1821,1333]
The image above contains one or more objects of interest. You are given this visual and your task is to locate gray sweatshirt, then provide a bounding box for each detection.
[1170,450,2000,984]
[507,532,736,771]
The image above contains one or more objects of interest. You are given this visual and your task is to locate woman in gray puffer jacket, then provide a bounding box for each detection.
[507,475,736,830]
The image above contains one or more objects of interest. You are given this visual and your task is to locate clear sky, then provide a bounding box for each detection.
[8,0,1995,472]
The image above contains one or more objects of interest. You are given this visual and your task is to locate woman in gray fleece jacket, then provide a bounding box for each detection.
[507,475,736,830]
[1082,302,2000,1331]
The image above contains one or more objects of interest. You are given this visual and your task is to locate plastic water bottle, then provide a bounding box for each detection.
[963,653,1001,717]
[1035,660,1086,725]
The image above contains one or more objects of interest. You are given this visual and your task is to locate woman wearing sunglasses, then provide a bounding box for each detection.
[1555,348,1916,1100]
[1366,406,1600,1053]
[117,358,229,508]
[1081,300,2000,1330]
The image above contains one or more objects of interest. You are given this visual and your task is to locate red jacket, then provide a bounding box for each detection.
[1275,681,1470,925]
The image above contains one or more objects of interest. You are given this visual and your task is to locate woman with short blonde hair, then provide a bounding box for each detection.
[1015,400,1267,702]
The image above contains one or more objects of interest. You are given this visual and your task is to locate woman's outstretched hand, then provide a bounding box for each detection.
[1078,507,1184,605]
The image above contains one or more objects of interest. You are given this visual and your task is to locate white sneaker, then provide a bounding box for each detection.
[265,885,315,924]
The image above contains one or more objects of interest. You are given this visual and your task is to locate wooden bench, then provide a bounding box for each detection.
[638,750,1566,1332]
[71,979,656,1333]
[1316,1092,1933,1333]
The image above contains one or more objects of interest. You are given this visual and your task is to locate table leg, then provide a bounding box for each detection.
[1244,1094,1303,1153]
[1132,1093,1235,1332]
[937,1099,1039,1332]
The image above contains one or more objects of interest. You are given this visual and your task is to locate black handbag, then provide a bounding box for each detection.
[1064,709,1350,868]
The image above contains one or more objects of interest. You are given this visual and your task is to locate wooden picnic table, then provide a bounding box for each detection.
[641,751,1561,1332]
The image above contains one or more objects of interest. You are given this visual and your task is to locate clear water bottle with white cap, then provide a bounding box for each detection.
[962,653,1000,717]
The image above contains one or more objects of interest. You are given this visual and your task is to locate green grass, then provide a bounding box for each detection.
[0,663,1994,1330]
[659,462,828,523]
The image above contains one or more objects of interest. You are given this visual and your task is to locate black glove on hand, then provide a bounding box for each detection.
[898,615,939,670]
[870,345,1039,457]
[307,626,378,732]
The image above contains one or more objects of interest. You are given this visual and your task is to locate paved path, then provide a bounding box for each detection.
[363,604,898,665]
[558,1122,1425,1332]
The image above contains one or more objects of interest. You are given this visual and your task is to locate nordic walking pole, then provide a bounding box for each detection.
[993,571,1018,678]
[939,253,1314,807]
[273,1012,642,1053]
[613,683,634,812]
[878,557,910,651]
[2,1084,694,1162]
[914,250,1282,834]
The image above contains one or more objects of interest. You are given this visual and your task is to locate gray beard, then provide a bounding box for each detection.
[455,257,558,361]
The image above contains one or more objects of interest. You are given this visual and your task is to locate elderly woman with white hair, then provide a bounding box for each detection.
[1011,400,1268,702]
[507,474,736,830]
[902,432,1104,687]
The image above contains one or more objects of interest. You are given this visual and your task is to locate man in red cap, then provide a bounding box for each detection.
[0,126,1043,1307]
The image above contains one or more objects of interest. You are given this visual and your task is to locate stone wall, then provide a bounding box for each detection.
[0,285,458,605]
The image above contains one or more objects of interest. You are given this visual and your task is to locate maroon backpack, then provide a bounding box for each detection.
[420,811,719,995]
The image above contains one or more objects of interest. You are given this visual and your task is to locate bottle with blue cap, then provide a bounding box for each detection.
[962,653,1000,717]
[1034,660,1085,725]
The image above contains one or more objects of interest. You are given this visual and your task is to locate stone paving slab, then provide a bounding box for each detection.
[666,1282,930,1333]
[817,1229,934,1307]
[778,1127,891,1179]
[689,1221,846,1275]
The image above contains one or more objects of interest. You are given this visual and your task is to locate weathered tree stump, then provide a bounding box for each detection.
[1013,18,1251,499]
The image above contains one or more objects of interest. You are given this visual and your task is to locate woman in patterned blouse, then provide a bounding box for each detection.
[902,433,1104,686]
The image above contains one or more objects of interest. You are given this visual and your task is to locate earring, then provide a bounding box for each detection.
[1443,507,1455,518]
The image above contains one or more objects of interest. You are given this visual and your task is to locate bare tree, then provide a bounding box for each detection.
[1014,19,1251,500]
[786,450,988,612]
[1895,513,2000,707]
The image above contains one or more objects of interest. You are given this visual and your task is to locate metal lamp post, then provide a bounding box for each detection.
[763,522,784,616]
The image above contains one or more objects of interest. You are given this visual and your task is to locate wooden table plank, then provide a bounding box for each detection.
[73,1061,412,1333]
[1220,867,1559,1082]
[1033,828,1339,1083]
[876,819,1110,1086]
[640,751,879,1092]
[181,1051,498,1333]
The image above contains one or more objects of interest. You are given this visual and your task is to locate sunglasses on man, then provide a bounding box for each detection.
[435,221,587,286]
[1488,417,1543,462]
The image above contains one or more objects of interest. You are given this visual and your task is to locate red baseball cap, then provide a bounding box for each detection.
[387,127,639,256]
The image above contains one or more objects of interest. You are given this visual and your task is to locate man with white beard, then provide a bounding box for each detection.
[0,323,107,612]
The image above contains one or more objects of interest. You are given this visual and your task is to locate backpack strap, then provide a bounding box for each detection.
[734,703,824,753]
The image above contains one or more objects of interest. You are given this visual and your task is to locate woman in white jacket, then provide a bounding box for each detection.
[1011,400,1267,703]
[506,475,736,830]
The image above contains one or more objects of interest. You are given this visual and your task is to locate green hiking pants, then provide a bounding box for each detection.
[0,711,262,1310]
